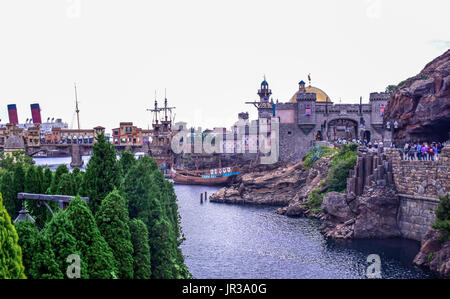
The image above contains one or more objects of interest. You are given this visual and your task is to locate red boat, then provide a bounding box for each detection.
[170,166,239,186]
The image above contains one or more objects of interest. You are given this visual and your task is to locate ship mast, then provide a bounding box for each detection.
[74,82,81,130]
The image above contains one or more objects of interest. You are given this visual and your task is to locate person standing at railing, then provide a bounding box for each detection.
[417,143,422,160]
[409,144,417,160]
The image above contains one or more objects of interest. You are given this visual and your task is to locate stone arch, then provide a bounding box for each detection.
[327,117,360,141]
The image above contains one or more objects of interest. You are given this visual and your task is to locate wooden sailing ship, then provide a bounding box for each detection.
[171,166,239,186]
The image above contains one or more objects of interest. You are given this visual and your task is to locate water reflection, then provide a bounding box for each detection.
[176,184,435,279]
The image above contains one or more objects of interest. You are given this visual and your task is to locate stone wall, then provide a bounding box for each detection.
[385,144,450,241]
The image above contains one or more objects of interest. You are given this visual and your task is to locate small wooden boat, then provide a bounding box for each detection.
[171,166,239,186]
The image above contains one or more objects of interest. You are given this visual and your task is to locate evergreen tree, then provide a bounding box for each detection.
[15,221,63,279]
[65,196,117,278]
[96,190,134,279]
[43,210,85,279]
[13,163,25,196]
[35,166,45,193]
[24,166,40,194]
[24,166,51,228]
[42,168,53,194]
[0,193,26,279]
[50,165,69,194]
[56,173,75,196]
[83,133,121,214]
[71,167,84,195]
[0,171,19,219]
[149,217,178,279]
[129,218,151,279]
[119,150,136,177]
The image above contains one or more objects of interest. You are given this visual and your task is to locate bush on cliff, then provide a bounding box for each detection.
[306,187,324,214]
[326,144,358,193]
[432,194,450,242]
[303,146,336,169]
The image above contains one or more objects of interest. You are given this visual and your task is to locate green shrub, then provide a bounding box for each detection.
[303,146,336,169]
[326,144,358,193]
[306,188,324,214]
[432,195,450,242]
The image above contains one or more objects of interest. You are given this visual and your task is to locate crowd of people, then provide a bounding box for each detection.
[402,142,444,161]
[336,138,384,149]
[335,138,446,161]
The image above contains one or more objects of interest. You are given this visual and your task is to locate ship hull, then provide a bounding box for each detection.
[171,168,238,186]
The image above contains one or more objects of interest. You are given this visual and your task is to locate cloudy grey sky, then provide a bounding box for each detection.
[0,0,449,132]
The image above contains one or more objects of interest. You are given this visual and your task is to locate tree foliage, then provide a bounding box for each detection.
[433,194,450,242]
[43,210,84,278]
[15,221,63,279]
[96,190,134,279]
[129,219,151,279]
[0,193,26,279]
[65,196,117,278]
[83,133,121,215]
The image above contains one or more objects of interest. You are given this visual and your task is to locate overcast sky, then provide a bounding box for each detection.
[0,0,449,132]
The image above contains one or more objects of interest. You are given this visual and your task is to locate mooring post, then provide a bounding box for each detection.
[200,193,203,203]
[205,191,207,201]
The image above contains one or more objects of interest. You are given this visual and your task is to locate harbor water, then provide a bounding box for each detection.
[34,157,435,279]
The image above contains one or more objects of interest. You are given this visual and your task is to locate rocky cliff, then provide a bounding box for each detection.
[210,154,332,210]
[384,49,450,143]
[320,185,401,239]
[413,229,450,278]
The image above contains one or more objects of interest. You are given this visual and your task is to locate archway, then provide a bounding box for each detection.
[327,118,358,141]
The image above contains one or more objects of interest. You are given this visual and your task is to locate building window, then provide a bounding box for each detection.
[380,104,385,116]
[305,105,311,116]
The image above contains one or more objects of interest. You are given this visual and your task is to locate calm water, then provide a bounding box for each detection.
[176,185,435,279]
[34,157,435,279]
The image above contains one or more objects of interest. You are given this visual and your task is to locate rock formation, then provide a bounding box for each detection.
[210,162,306,206]
[320,147,401,239]
[413,229,450,278]
[384,49,450,143]
[320,185,401,239]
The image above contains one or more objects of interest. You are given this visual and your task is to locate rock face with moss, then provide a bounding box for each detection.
[413,229,450,278]
[384,49,450,143]
[413,195,450,277]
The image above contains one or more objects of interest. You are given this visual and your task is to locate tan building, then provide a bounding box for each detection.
[112,122,143,146]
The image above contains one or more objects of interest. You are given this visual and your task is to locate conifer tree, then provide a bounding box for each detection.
[0,193,26,279]
[15,221,63,279]
[83,133,121,214]
[24,166,40,194]
[35,166,45,193]
[149,217,178,279]
[129,219,151,279]
[71,167,83,195]
[43,210,85,279]
[42,168,53,194]
[50,164,69,194]
[0,171,19,218]
[13,163,25,196]
[119,150,136,177]
[65,196,117,278]
[96,190,134,279]
[56,173,75,195]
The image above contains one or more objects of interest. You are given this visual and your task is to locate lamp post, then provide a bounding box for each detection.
[386,120,399,147]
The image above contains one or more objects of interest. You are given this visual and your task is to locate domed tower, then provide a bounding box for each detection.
[258,76,272,102]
